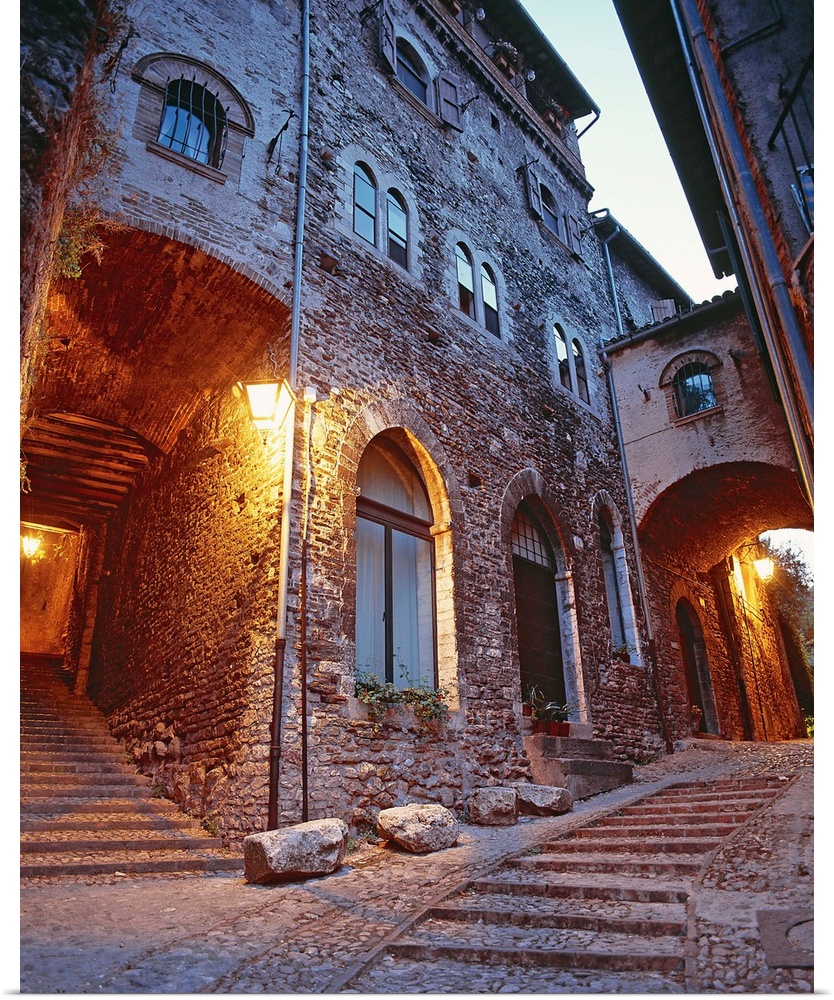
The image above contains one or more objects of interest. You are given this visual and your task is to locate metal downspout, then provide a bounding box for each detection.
[267,0,311,831]
[598,215,674,753]
[671,0,813,507]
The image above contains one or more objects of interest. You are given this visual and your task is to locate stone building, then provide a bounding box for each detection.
[19,0,810,842]
[613,0,814,506]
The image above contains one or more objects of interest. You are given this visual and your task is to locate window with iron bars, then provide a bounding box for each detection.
[157,78,228,168]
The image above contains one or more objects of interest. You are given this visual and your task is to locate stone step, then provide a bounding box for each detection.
[470,875,689,904]
[21,796,182,815]
[386,938,684,974]
[525,736,616,760]
[20,784,159,801]
[508,854,702,877]
[21,759,139,775]
[570,822,739,839]
[350,953,686,994]
[21,814,201,832]
[602,808,754,824]
[20,771,151,787]
[424,901,687,936]
[21,733,123,748]
[538,836,721,855]
[21,834,223,853]
[20,852,244,878]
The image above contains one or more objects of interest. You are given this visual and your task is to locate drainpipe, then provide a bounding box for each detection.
[267,0,310,831]
[670,0,813,508]
[597,212,674,753]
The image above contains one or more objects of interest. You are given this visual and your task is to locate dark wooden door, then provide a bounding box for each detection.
[513,555,566,704]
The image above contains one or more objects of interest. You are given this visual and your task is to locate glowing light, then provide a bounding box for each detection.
[240,380,295,435]
[753,557,775,581]
[21,535,42,558]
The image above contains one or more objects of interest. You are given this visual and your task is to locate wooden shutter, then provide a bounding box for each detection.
[380,2,396,73]
[567,213,582,254]
[525,166,543,219]
[436,72,462,129]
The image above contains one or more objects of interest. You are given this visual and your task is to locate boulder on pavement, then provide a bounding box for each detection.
[468,786,518,825]
[243,818,349,884]
[513,783,573,816]
[376,803,460,853]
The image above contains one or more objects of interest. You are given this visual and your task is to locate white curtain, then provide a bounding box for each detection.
[356,518,386,680]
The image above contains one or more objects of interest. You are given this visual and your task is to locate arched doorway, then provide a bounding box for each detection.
[675,598,719,735]
[511,500,566,705]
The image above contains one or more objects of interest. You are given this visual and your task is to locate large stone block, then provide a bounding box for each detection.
[513,782,573,816]
[376,803,460,853]
[243,818,349,884]
[468,786,518,826]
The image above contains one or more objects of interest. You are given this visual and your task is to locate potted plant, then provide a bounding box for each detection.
[522,684,541,718]
[539,701,571,736]
[491,41,519,78]
[690,704,703,735]
[611,641,637,664]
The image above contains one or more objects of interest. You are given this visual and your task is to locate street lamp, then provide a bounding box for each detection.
[240,380,296,438]
[753,556,775,581]
[21,534,42,558]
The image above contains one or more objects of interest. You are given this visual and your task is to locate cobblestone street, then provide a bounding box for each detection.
[19,739,814,994]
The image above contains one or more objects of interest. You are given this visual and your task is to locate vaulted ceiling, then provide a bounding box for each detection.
[22,228,292,531]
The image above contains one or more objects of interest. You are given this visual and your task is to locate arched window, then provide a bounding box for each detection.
[395,40,429,105]
[480,263,500,336]
[386,189,408,267]
[353,163,377,245]
[554,324,571,390]
[157,78,227,167]
[356,437,436,688]
[599,511,626,648]
[540,185,560,236]
[455,243,476,319]
[511,501,566,707]
[672,361,717,417]
[572,338,590,403]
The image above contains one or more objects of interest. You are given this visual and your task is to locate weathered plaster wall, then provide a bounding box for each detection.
[608,295,797,526]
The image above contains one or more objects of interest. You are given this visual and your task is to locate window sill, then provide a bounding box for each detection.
[537,222,582,261]
[452,306,508,347]
[146,141,228,183]
[388,76,450,130]
[672,404,723,426]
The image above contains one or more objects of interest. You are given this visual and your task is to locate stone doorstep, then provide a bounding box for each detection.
[523,734,615,760]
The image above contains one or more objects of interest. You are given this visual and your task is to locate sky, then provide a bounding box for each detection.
[517,0,814,578]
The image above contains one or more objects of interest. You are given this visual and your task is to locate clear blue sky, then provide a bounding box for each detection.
[518,0,737,304]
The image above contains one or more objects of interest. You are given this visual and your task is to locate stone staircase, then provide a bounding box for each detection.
[346,774,791,993]
[20,655,242,878]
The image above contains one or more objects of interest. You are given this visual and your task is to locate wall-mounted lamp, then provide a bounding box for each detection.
[240,379,296,440]
[753,556,775,581]
[526,69,536,82]
[475,6,486,20]
[21,534,42,559]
